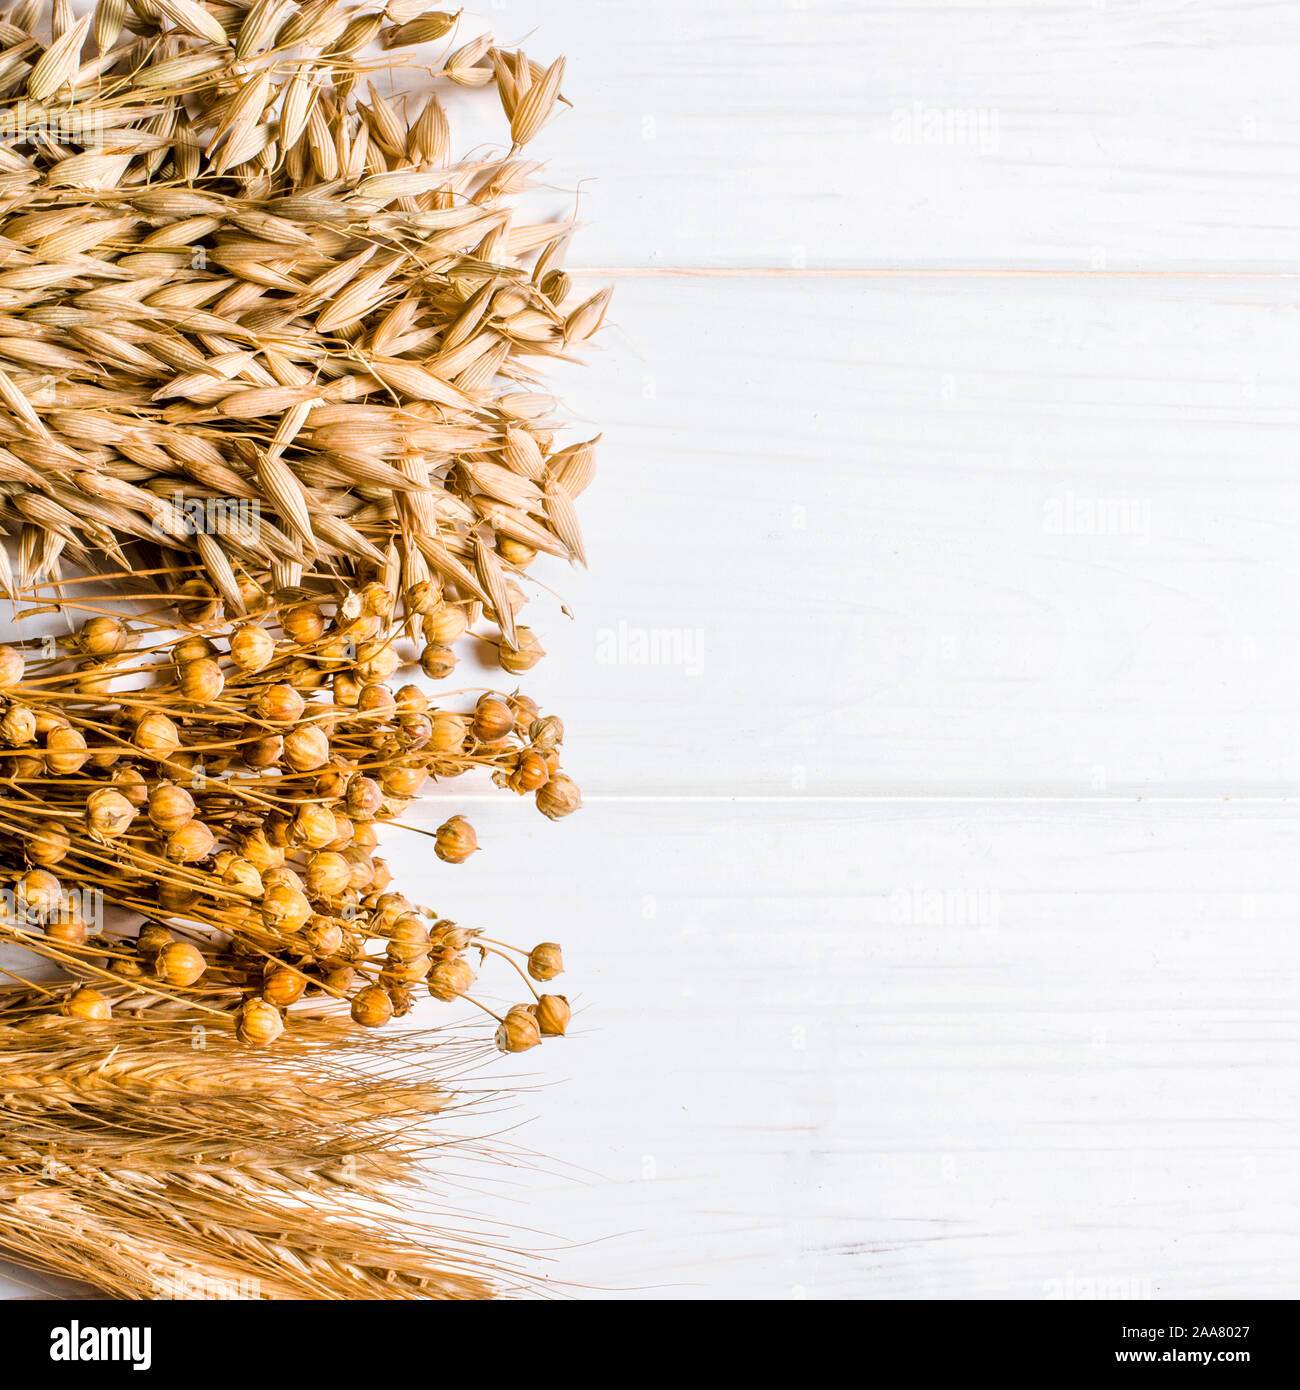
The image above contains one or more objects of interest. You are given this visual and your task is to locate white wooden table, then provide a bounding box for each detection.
[8,0,1300,1301]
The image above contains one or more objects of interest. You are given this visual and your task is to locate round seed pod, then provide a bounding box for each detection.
[423,606,469,647]
[238,575,268,612]
[221,856,264,898]
[350,983,393,1028]
[166,820,216,863]
[0,645,24,689]
[134,712,180,760]
[324,964,357,994]
[262,884,312,934]
[343,846,375,890]
[304,918,344,957]
[509,693,541,730]
[534,993,571,1036]
[427,956,474,1001]
[305,851,351,899]
[428,921,473,953]
[173,635,217,664]
[429,711,469,752]
[229,623,276,671]
[65,987,111,1022]
[356,640,400,683]
[359,581,394,618]
[257,683,304,723]
[395,684,428,715]
[148,781,195,833]
[434,815,478,864]
[46,744,88,779]
[509,750,550,793]
[383,955,430,984]
[345,776,383,820]
[136,924,174,957]
[178,657,225,703]
[495,1004,541,1053]
[370,892,412,933]
[284,724,330,771]
[289,656,328,690]
[29,820,70,866]
[263,964,307,1007]
[527,942,564,981]
[536,774,582,821]
[46,912,88,946]
[419,644,457,680]
[86,788,136,838]
[75,661,119,698]
[386,913,429,948]
[112,766,149,808]
[155,941,206,987]
[242,732,284,769]
[0,705,36,745]
[315,765,349,800]
[35,711,68,736]
[352,821,380,850]
[472,695,514,742]
[240,828,285,873]
[404,579,441,616]
[159,751,196,782]
[399,713,433,749]
[157,883,200,914]
[79,617,131,658]
[236,999,284,1046]
[356,683,396,718]
[369,857,393,893]
[498,627,545,674]
[263,865,304,893]
[16,869,61,919]
[529,715,564,750]
[111,956,145,980]
[382,764,426,798]
[10,753,41,778]
[324,814,355,851]
[332,670,362,706]
[291,802,338,849]
[283,603,325,646]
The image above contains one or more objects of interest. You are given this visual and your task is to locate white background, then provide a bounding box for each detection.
[9,0,1300,1300]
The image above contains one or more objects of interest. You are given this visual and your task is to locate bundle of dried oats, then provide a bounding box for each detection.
[0,0,604,666]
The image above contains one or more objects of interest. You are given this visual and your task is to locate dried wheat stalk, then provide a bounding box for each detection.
[0,1003,536,1298]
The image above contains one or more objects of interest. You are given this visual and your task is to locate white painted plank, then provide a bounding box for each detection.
[453,1,1300,269]
[499,273,1300,795]
[412,799,1300,1299]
